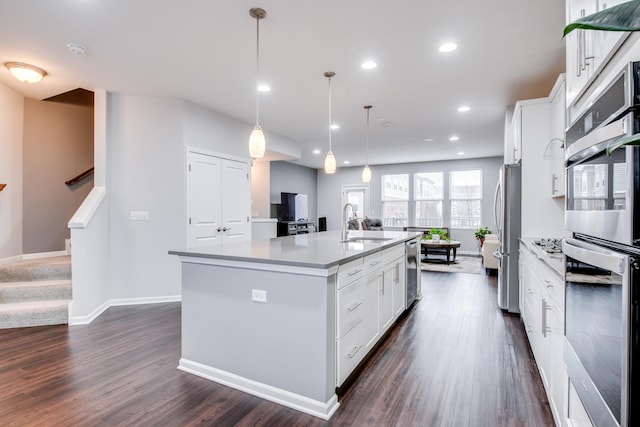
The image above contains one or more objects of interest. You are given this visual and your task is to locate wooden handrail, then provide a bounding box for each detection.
[65,167,94,186]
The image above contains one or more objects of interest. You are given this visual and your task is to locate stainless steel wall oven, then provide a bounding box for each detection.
[563,237,639,427]
[564,61,640,427]
[565,61,640,247]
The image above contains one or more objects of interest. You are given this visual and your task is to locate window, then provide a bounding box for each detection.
[450,170,482,229]
[414,172,443,227]
[342,185,369,221]
[381,174,408,227]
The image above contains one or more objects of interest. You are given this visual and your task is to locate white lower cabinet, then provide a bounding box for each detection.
[336,243,407,386]
[519,242,567,427]
[567,381,594,427]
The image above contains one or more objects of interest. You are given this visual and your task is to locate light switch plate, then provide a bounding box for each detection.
[130,211,149,221]
[251,289,267,303]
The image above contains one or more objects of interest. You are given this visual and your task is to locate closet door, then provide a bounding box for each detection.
[187,151,222,247]
[220,158,250,243]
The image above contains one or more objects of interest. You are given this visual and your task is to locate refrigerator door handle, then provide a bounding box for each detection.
[493,180,502,235]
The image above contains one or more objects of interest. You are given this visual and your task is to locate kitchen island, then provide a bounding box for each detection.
[169,230,421,420]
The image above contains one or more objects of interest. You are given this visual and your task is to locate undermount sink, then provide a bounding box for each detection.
[343,237,393,243]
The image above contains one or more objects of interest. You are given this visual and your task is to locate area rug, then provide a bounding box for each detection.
[421,255,482,274]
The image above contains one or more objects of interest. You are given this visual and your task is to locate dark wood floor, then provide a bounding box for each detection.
[0,271,554,426]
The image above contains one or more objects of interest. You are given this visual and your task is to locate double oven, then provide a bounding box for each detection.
[564,61,640,427]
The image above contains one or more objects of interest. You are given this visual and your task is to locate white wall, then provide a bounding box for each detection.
[317,157,504,253]
[251,159,270,218]
[0,82,24,259]
[23,98,94,253]
[107,94,185,300]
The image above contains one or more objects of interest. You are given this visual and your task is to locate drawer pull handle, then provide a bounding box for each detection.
[526,288,534,294]
[347,302,362,312]
[544,280,553,288]
[347,345,362,359]
[348,269,363,276]
[370,260,381,266]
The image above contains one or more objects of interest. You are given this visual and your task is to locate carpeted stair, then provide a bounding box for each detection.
[0,256,71,329]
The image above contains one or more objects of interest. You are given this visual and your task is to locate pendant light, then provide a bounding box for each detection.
[249,8,266,159]
[362,105,372,183]
[324,71,336,174]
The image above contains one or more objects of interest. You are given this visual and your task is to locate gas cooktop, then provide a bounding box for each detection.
[533,238,563,254]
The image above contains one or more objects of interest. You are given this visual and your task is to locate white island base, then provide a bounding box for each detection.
[171,230,419,420]
[177,258,340,420]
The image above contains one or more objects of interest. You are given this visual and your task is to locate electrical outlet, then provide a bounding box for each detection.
[251,289,267,303]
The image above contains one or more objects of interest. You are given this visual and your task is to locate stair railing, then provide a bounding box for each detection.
[65,167,94,186]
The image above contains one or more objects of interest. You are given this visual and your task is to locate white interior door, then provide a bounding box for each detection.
[221,158,250,243]
[187,151,222,247]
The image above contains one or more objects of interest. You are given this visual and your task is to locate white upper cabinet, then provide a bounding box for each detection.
[548,75,566,198]
[565,0,630,108]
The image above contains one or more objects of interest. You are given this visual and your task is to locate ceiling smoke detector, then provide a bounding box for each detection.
[67,43,87,55]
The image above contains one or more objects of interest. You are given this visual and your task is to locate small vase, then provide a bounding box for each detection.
[432,234,440,242]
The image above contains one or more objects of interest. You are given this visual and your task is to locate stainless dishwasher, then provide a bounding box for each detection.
[405,238,421,307]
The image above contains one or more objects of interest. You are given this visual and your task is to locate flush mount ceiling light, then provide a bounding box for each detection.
[361,61,377,70]
[324,71,337,174]
[248,7,267,159]
[439,42,458,53]
[5,62,47,83]
[362,105,373,183]
[457,105,471,112]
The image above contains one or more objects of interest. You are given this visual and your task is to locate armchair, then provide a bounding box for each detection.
[481,234,499,272]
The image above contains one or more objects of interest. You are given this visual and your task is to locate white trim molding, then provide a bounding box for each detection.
[178,358,340,420]
[69,295,182,325]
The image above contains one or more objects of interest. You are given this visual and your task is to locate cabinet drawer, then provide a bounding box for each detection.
[535,261,564,308]
[364,251,383,273]
[381,243,405,264]
[336,321,365,386]
[336,277,365,339]
[337,257,364,289]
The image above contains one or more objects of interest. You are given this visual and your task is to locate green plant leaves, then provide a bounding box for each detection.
[606,133,640,155]
[563,1,640,37]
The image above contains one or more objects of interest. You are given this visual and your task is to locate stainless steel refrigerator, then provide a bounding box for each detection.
[493,163,521,313]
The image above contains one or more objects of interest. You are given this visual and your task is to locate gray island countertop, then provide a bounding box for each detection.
[169,230,421,269]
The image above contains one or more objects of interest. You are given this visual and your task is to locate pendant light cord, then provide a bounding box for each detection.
[365,107,370,165]
[328,75,332,152]
[255,16,261,126]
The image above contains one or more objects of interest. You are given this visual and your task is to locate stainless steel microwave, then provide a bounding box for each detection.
[565,61,640,247]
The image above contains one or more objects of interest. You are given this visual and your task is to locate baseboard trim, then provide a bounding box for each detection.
[69,295,182,325]
[178,358,339,420]
[109,295,182,307]
[0,250,69,265]
[69,300,110,325]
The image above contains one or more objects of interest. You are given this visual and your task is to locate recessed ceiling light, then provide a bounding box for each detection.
[439,42,458,53]
[382,122,394,128]
[457,151,465,156]
[457,105,471,112]
[361,61,377,70]
[343,160,351,165]
[312,149,321,155]
[378,116,385,121]
[424,138,434,142]
[330,124,340,130]
[257,84,271,92]
[449,135,460,141]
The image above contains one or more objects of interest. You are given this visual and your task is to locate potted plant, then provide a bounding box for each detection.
[563,1,640,155]
[475,227,492,246]
[428,228,448,242]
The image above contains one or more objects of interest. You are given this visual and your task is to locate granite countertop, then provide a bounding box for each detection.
[519,237,564,277]
[170,230,422,269]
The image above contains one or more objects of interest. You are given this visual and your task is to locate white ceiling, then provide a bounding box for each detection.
[0,0,566,169]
